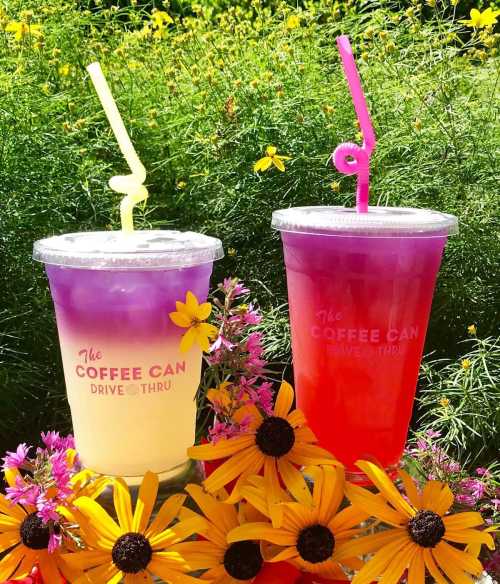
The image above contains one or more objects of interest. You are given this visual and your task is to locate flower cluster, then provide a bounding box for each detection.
[174,278,275,443]
[2,433,81,553]
[1,397,497,583]
[405,430,500,579]
[406,430,499,521]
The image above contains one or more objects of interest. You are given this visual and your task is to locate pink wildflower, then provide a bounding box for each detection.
[242,304,262,325]
[210,334,235,352]
[48,531,62,554]
[2,443,30,470]
[455,494,477,507]
[36,495,60,523]
[425,429,441,438]
[6,476,40,507]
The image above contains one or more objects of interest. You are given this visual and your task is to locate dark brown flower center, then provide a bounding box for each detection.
[112,532,153,574]
[223,540,263,580]
[408,510,445,548]
[297,524,335,564]
[255,416,295,457]
[20,513,52,550]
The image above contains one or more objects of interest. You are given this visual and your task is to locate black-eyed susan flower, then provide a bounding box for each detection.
[188,381,338,526]
[253,146,291,173]
[169,291,218,353]
[63,471,208,583]
[171,483,272,583]
[0,476,83,582]
[343,461,495,584]
[227,465,367,580]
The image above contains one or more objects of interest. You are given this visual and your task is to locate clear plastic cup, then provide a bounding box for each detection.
[272,206,458,482]
[34,230,223,482]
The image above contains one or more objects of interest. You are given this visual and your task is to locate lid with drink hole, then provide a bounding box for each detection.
[272,206,458,236]
[33,230,224,269]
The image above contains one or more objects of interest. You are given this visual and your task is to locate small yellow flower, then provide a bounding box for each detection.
[467,324,477,335]
[151,10,173,29]
[228,247,237,257]
[207,381,233,410]
[440,397,450,407]
[19,10,34,22]
[426,0,436,7]
[414,117,422,132]
[5,21,42,41]
[460,8,500,28]
[169,290,218,352]
[254,146,291,173]
[286,14,300,29]
[322,104,335,115]
[176,180,187,189]
[58,64,71,77]
[461,358,472,370]
[330,181,341,192]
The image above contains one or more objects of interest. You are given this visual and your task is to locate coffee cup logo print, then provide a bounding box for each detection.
[125,383,140,396]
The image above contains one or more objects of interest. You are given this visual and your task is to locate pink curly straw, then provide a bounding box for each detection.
[332,35,376,213]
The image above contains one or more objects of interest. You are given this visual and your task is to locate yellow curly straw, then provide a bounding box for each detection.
[86,62,148,232]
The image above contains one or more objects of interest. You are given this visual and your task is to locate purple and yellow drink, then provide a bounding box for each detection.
[273,206,457,481]
[34,230,223,481]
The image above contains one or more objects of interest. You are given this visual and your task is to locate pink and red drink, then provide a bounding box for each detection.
[34,230,223,482]
[273,206,457,481]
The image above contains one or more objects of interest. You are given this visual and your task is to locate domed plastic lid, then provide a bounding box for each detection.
[272,206,458,237]
[33,230,224,269]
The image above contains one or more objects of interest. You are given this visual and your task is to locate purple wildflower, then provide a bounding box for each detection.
[460,478,487,502]
[41,431,61,450]
[242,304,262,325]
[476,467,490,477]
[210,334,235,352]
[2,443,30,470]
[48,532,63,554]
[425,429,441,438]
[36,495,60,523]
[6,476,40,507]
[455,493,477,507]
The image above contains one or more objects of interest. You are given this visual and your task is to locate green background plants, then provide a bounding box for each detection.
[0,0,498,460]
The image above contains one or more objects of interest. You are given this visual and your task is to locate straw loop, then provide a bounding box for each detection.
[332,142,369,176]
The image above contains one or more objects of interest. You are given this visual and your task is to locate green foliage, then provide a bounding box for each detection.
[417,334,500,465]
[0,0,499,453]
